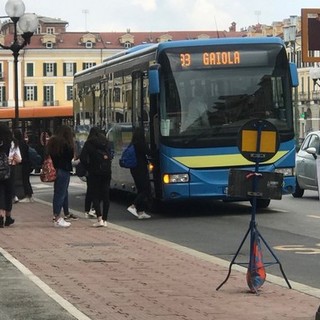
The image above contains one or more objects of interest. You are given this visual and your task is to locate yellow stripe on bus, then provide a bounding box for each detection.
[173,151,288,168]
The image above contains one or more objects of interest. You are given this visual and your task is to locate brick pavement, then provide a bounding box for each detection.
[0,199,319,320]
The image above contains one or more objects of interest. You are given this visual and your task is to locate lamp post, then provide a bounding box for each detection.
[283,16,299,143]
[0,0,38,129]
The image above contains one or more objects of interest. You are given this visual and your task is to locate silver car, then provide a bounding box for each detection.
[293,131,320,197]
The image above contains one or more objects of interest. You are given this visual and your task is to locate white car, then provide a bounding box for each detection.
[293,131,320,197]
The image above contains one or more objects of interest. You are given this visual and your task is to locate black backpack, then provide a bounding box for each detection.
[96,148,111,174]
[0,152,10,181]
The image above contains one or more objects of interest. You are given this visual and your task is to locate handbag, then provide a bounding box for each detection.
[40,155,56,182]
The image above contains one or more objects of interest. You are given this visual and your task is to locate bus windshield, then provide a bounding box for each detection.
[158,43,293,147]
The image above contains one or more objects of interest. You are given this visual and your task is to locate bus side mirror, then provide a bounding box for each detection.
[148,64,160,95]
[289,62,299,87]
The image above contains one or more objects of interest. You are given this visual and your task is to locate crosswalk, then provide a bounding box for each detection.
[32,181,86,189]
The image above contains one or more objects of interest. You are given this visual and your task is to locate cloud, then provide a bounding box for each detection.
[132,0,157,11]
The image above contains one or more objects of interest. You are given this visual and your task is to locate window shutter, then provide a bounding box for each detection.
[54,63,57,76]
[43,63,46,76]
[63,63,66,76]
[34,86,38,101]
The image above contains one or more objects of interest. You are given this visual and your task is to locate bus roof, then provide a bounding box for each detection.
[156,36,284,53]
[0,106,73,119]
[74,37,285,84]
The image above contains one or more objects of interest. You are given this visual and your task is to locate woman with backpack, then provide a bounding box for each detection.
[0,124,16,227]
[80,127,112,227]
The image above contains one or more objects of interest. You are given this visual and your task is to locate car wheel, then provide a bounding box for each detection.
[292,181,304,198]
[250,198,271,209]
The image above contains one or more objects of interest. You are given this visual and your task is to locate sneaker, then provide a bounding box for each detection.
[93,219,104,227]
[127,205,138,217]
[13,196,19,204]
[54,217,71,228]
[103,221,108,227]
[4,216,15,227]
[137,212,151,219]
[65,213,79,221]
[19,197,33,203]
[88,208,97,218]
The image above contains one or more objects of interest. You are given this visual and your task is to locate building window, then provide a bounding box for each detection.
[46,27,54,34]
[43,85,54,105]
[26,63,34,77]
[124,41,132,49]
[43,63,57,77]
[63,63,77,76]
[0,63,3,79]
[114,87,120,102]
[82,62,96,70]
[46,41,53,49]
[0,86,6,106]
[66,85,73,100]
[85,41,93,48]
[24,86,37,101]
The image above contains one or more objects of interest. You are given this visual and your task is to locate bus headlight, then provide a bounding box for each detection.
[275,168,294,176]
[163,173,189,184]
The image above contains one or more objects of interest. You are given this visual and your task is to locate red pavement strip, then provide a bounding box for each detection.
[0,199,319,320]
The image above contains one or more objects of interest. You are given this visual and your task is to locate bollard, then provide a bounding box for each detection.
[316,306,320,320]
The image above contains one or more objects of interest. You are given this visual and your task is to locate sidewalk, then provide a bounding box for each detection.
[0,199,319,320]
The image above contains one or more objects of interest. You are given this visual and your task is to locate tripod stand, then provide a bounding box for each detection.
[216,120,291,293]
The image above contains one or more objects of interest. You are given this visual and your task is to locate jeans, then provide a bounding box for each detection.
[52,169,70,217]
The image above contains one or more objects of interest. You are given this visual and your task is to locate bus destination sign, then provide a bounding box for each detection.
[180,51,241,67]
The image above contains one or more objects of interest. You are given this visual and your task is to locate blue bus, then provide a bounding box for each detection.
[73,37,298,209]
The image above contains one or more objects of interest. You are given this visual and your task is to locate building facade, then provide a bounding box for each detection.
[0,15,318,141]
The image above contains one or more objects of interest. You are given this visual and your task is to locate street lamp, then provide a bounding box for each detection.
[0,0,38,129]
[283,15,299,143]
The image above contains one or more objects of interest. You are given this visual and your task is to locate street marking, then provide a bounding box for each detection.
[274,244,320,255]
[32,184,52,189]
[32,182,85,189]
[307,215,320,219]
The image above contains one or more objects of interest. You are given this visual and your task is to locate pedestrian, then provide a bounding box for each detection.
[0,124,16,227]
[9,134,22,203]
[46,125,77,228]
[126,127,152,219]
[80,127,112,227]
[73,135,96,219]
[12,129,34,203]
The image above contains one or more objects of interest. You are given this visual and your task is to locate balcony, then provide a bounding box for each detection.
[298,92,308,102]
[43,100,59,106]
[312,91,320,102]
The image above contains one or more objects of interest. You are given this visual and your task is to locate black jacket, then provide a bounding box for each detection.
[80,136,112,176]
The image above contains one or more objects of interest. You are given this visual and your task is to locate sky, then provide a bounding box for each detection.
[17,0,320,33]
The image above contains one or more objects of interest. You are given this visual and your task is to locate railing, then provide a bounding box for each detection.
[312,91,320,101]
[298,92,308,101]
[43,100,59,106]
